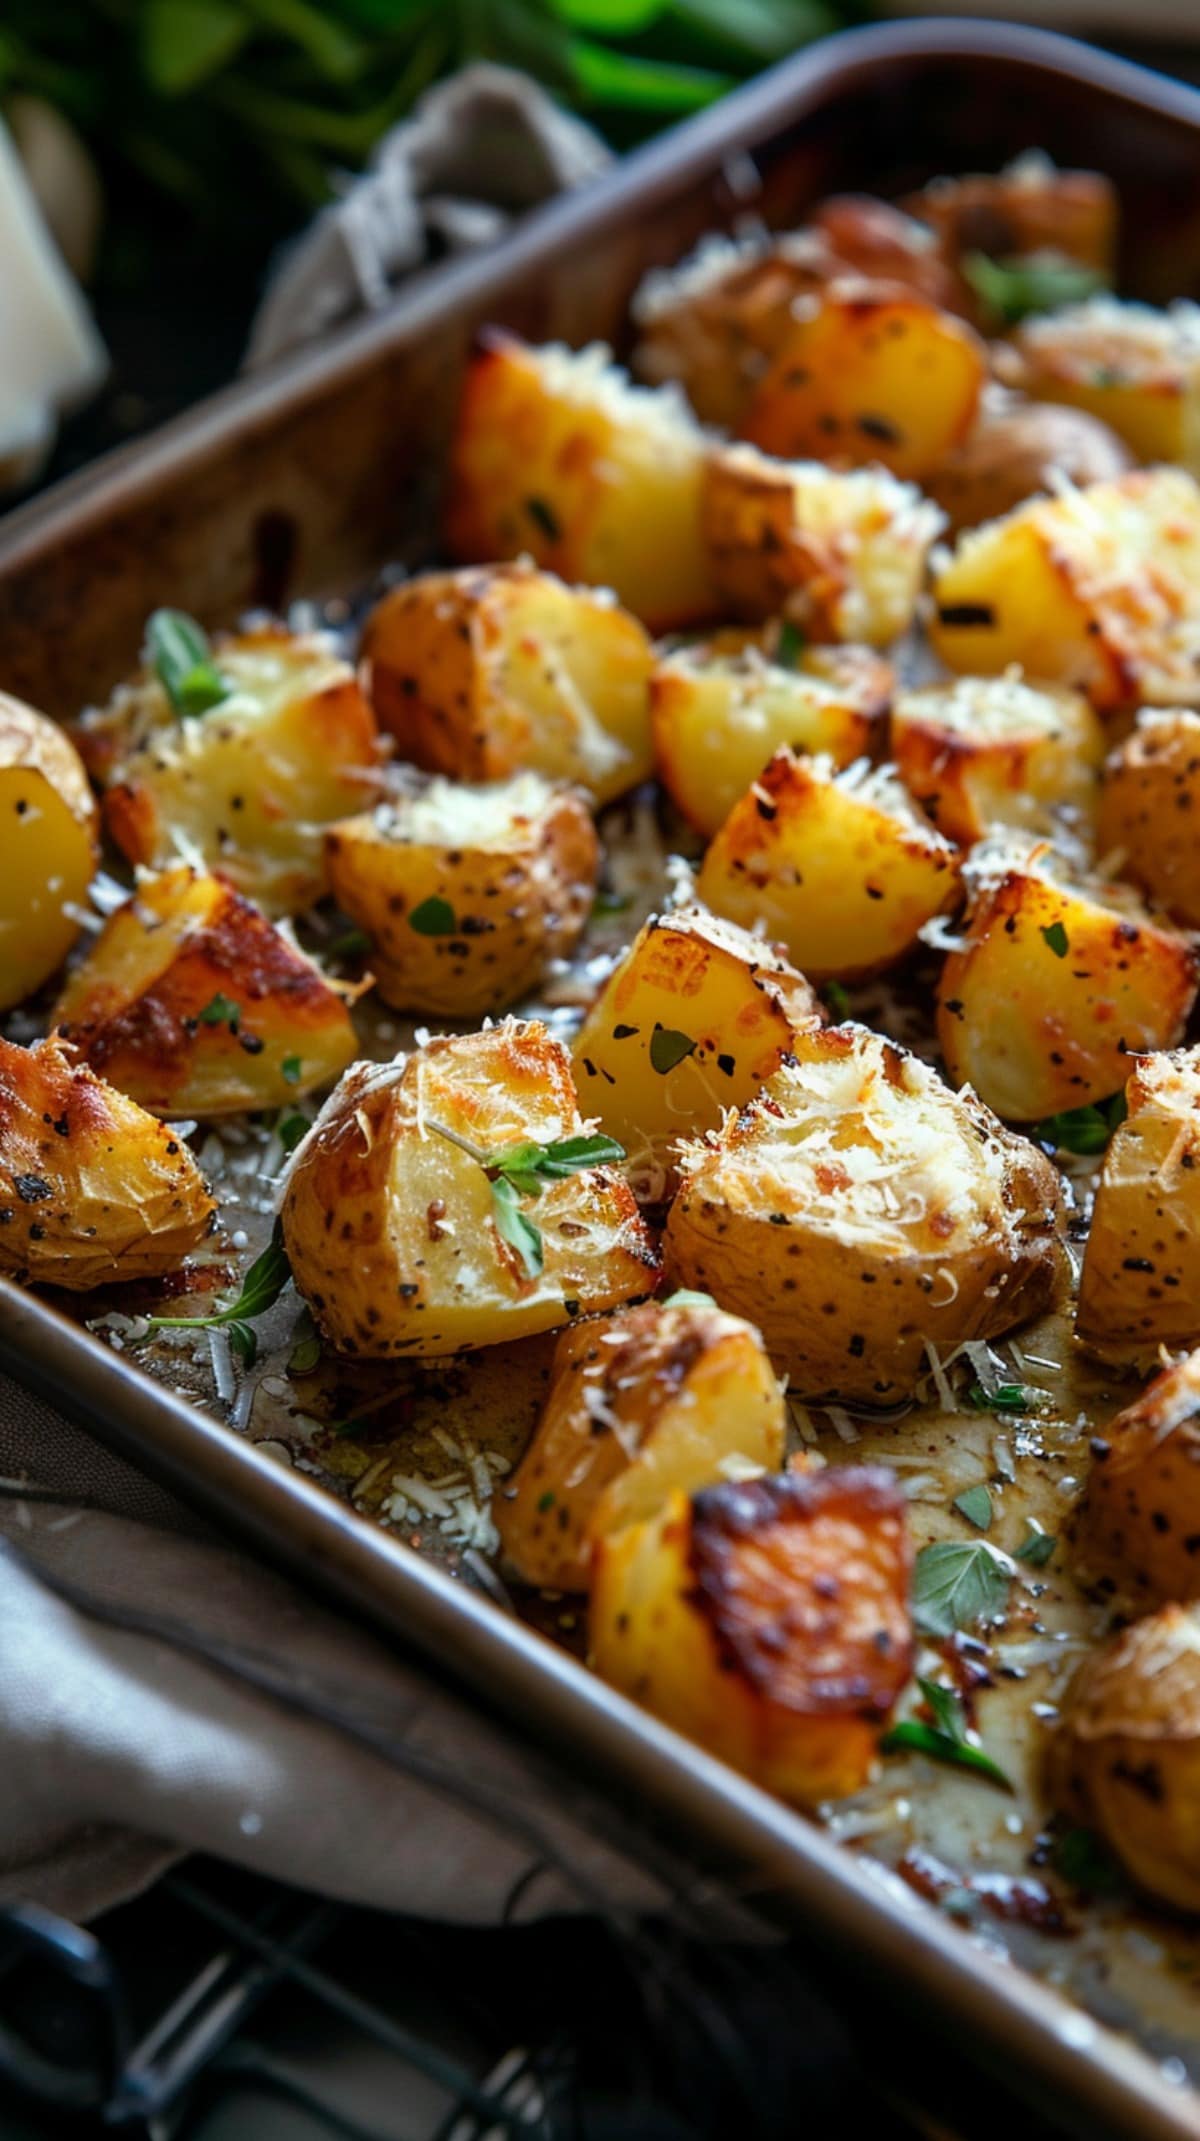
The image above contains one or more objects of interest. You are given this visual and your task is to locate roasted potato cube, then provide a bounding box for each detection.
[1049,1602,1200,1914]
[926,389,1132,534]
[572,905,822,1193]
[52,865,358,1119]
[697,749,960,984]
[702,442,942,646]
[75,624,381,917]
[930,469,1200,711]
[805,195,960,308]
[0,1033,215,1289]
[739,278,986,482]
[1001,298,1200,470]
[1076,1050,1200,1366]
[443,334,715,632]
[651,633,889,838]
[901,156,1116,321]
[324,772,597,1018]
[360,563,653,805]
[1098,709,1200,927]
[1075,1351,1200,1602]
[891,675,1104,846]
[937,840,1198,1121]
[281,1021,658,1359]
[590,1466,913,1806]
[631,230,835,427]
[0,693,98,1011]
[664,1024,1064,1404]
[496,1294,786,1591]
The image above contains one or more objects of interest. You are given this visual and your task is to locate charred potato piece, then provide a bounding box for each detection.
[361,563,653,805]
[281,1021,658,1359]
[631,230,835,427]
[1001,298,1200,471]
[52,866,358,1118]
[590,1466,913,1806]
[1049,1603,1200,1914]
[1075,1351,1200,1602]
[650,635,889,838]
[324,772,597,1018]
[937,840,1198,1121]
[572,905,822,1194]
[697,749,960,984]
[926,390,1132,534]
[75,625,381,917]
[0,1033,215,1289]
[443,334,715,632]
[702,442,942,646]
[901,156,1116,322]
[0,693,98,1011]
[1077,1050,1200,1367]
[1099,709,1200,927]
[664,1024,1064,1404]
[929,469,1200,712]
[739,278,986,482]
[496,1294,786,1591]
[891,675,1104,846]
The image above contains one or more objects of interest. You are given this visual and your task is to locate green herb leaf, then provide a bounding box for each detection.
[913,1539,1010,1638]
[1052,1825,1125,1894]
[966,1381,1048,1417]
[1015,1526,1057,1567]
[537,1488,557,1512]
[142,0,249,97]
[954,1485,993,1532]
[327,926,372,960]
[591,889,633,919]
[491,1174,544,1279]
[145,1218,292,1343]
[409,896,457,936]
[226,1319,258,1368]
[288,1311,321,1375]
[1040,920,1070,958]
[883,1676,1013,1791]
[649,1025,698,1075]
[525,495,561,541]
[145,608,230,717]
[962,250,1108,326]
[488,1132,626,1190]
[823,980,851,1020]
[277,1112,310,1155]
[773,618,806,669]
[1027,1093,1127,1155]
[198,992,241,1030]
[281,1054,303,1085]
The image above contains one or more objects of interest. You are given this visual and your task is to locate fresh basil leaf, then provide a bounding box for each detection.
[408,896,457,936]
[954,1485,993,1532]
[146,608,230,716]
[490,1175,544,1279]
[1040,920,1069,958]
[913,1538,1010,1638]
[649,1025,698,1075]
[1015,1526,1057,1567]
[962,250,1107,326]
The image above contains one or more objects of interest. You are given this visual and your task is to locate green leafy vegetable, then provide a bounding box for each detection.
[649,1025,698,1075]
[883,1676,1013,1791]
[912,1539,1010,1638]
[1015,1526,1057,1568]
[1040,920,1070,958]
[1027,1093,1127,1155]
[144,1218,292,1366]
[409,896,457,936]
[146,608,230,717]
[197,992,241,1030]
[953,1485,993,1532]
[281,1054,303,1085]
[962,251,1108,326]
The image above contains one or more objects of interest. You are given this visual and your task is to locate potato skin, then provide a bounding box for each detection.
[0,1034,215,1289]
[697,748,960,984]
[701,443,942,646]
[496,1295,785,1591]
[891,676,1105,846]
[572,905,822,1195]
[1048,1603,1200,1914]
[361,563,654,806]
[651,635,889,838]
[1001,298,1200,471]
[324,772,597,1017]
[739,278,986,482]
[52,866,358,1118]
[1099,710,1200,927]
[631,232,834,428]
[663,1024,1065,1404]
[590,1466,914,1806]
[1076,1050,1200,1366]
[805,195,960,308]
[0,693,99,1012]
[1075,1352,1200,1605]
[937,846,1198,1121]
[926,392,1131,535]
[443,334,715,633]
[75,625,381,917]
[281,1021,659,1359]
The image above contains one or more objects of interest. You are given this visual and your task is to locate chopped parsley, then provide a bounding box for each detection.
[962,251,1107,326]
[409,896,457,936]
[281,1054,303,1085]
[198,993,241,1030]
[883,1676,1013,1791]
[1014,1526,1057,1568]
[1040,920,1070,958]
[146,608,230,718]
[953,1485,993,1532]
[648,1025,697,1075]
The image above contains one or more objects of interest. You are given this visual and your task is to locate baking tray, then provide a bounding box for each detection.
[3,19,1200,2137]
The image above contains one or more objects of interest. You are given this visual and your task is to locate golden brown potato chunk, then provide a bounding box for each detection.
[496,1294,785,1591]
[938,839,1198,1121]
[0,1033,215,1289]
[1075,1352,1200,1604]
[1098,709,1200,927]
[664,1024,1064,1404]
[631,230,836,428]
[1077,1050,1200,1366]
[891,675,1105,847]
[1001,298,1200,471]
[590,1465,913,1806]
[697,749,960,984]
[324,772,597,1018]
[75,624,381,917]
[443,334,715,633]
[926,390,1131,535]
[360,563,654,806]
[1049,1603,1200,1914]
[572,905,821,1195]
[52,866,358,1118]
[0,693,99,1012]
[281,1021,658,1359]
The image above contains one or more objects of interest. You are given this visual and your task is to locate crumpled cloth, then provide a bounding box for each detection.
[245,64,610,370]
